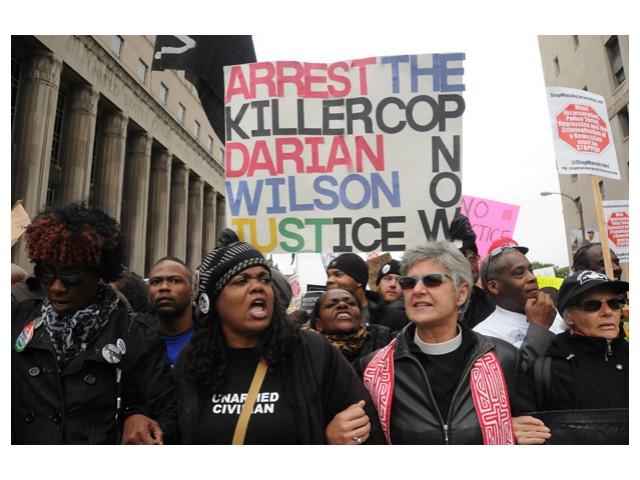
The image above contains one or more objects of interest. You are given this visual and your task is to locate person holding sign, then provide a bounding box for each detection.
[357,242,523,444]
[174,241,384,444]
[11,203,177,444]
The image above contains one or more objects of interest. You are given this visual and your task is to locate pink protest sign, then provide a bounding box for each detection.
[460,195,520,258]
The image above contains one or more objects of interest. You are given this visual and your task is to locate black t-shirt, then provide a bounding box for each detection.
[195,348,299,444]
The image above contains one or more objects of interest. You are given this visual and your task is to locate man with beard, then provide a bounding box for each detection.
[148,256,196,366]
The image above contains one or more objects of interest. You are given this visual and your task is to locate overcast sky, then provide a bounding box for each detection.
[252,32,572,289]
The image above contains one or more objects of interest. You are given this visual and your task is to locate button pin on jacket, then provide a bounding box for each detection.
[15,321,35,352]
[102,344,123,364]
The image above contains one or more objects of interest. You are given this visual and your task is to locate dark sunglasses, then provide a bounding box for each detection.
[34,265,85,286]
[568,297,625,312]
[397,273,453,290]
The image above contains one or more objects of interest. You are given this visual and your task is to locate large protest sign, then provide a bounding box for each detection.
[546,87,620,180]
[223,53,465,253]
[602,200,629,263]
[459,194,520,258]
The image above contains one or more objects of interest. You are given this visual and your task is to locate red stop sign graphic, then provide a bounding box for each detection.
[556,104,610,153]
[607,212,629,248]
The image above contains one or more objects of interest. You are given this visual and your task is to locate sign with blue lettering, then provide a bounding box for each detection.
[223,53,465,253]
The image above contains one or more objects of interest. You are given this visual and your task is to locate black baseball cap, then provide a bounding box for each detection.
[557,270,629,315]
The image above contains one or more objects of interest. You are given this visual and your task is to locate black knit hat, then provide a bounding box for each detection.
[196,241,269,313]
[327,253,368,287]
[557,270,629,315]
[376,259,401,285]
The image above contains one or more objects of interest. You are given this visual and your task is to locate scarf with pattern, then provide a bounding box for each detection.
[42,281,120,368]
[323,325,370,363]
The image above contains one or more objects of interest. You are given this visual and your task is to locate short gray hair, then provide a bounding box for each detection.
[400,241,473,315]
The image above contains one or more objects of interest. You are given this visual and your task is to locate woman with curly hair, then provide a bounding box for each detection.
[174,241,384,445]
[12,202,177,444]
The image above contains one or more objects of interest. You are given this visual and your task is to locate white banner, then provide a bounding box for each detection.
[546,87,620,180]
[223,53,465,253]
[602,200,629,263]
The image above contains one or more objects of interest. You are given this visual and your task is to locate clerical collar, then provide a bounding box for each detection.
[414,325,462,355]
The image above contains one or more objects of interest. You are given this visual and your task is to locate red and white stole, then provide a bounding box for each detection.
[362,338,515,445]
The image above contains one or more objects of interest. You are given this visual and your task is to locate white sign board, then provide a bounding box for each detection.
[602,200,629,263]
[546,87,620,180]
[223,53,465,253]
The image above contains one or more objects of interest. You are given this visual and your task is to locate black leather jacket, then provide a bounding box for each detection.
[357,323,522,444]
[12,297,177,444]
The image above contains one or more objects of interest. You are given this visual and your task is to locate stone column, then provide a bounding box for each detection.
[216,195,227,241]
[202,186,217,259]
[168,163,189,260]
[187,176,204,269]
[58,84,99,204]
[146,149,172,271]
[11,51,62,266]
[94,110,128,220]
[121,131,151,276]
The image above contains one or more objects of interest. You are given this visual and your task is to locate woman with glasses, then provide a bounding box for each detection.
[528,270,629,412]
[356,241,524,444]
[12,203,177,444]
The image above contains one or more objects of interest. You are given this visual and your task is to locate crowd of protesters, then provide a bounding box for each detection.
[11,202,628,445]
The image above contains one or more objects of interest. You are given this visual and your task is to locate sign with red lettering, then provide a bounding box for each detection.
[223,53,465,253]
[603,200,629,263]
[460,194,520,258]
[546,87,620,180]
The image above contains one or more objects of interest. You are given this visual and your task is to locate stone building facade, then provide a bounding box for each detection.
[11,35,227,276]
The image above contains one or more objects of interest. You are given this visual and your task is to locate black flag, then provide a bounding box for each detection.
[151,35,257,144]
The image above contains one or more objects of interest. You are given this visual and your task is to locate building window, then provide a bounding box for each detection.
[137,59,148,84]
[553,56,560,76]
[606,36,625,86]
[11,54,22,129]
[207,135,214,153]
[618,105,629,139]
[111,36,124,57]
[194,120,201,139]
[46,184,56,206]
[50,88,66,166]
[572,35,580,49]
[178,103,186,123]
[219,147,225,165]
[160,83,169,105]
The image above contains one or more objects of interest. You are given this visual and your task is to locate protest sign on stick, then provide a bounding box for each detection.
[11,201,31,246]
[224,53,466,254]
[546,87,622,279]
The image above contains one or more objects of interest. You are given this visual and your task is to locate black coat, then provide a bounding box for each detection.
[174,328,386,444]
[357,323,522,444]
[12,298,177,444]
[527,330,629,411]
[365,290,409,333]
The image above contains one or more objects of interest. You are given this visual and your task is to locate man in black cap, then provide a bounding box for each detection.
[326,253,408,332]
[375,259,405,311]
